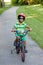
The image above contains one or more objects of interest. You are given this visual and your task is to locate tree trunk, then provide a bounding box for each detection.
[0,1,1,7]
[2,0,4,7]
[0,0,2,7]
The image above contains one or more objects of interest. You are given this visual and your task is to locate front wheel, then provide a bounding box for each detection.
[21,46,25,62]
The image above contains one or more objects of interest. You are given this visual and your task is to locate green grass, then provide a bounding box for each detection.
[17,4,43,48]
[0,7,11,14]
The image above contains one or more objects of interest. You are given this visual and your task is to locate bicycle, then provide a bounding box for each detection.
[11,29,30,62]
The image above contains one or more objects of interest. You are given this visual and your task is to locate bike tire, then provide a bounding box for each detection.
[21,46,25,62]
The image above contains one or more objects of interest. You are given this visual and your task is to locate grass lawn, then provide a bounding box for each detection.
[17,4,43,48]
[0,7,11,14]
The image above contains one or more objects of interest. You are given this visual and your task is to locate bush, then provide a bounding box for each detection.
[11,0,43,5]
[33,0,43,4]
[11,0,17,5]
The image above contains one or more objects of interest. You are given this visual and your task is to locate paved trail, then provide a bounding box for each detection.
[0,7,43,65]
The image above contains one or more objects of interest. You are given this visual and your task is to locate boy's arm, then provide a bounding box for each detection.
[26,25,32,31]
[11,24,17,32]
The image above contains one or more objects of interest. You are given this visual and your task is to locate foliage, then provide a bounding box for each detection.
[11,0,43,5]
[0,0,4,7]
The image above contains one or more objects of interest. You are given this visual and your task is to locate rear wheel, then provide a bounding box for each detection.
[16,46,20,54]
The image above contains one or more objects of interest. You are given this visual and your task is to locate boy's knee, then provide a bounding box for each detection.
[16,36,20,41]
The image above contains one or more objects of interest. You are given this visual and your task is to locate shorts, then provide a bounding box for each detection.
[15,33,26,41]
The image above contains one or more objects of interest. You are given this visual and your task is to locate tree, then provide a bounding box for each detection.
[0,0,4,7]
[24,0,34,5]
[2,0,4,6]
[11,0,43,5]
[11,0,17,5]
[33,0,42,4]
[16,0,19,3]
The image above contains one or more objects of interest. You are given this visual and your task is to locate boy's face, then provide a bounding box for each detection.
[18,16,24,23]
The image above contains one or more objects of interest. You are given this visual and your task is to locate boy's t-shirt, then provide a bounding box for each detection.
[14,22,27,36]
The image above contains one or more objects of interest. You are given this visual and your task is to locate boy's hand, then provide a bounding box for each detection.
[28,28,32,32]
[29,28,32,31]
[11,29,16,32]
[26,26,32,32]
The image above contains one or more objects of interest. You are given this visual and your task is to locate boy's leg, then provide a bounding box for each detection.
[14,36,20,46]
[14,33,20,46]
[14,36,20,44]
[24,41,28,53]
[22,36,28,53]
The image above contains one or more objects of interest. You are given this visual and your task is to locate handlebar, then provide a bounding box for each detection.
[11,29,32,37]
[15,30,29,36]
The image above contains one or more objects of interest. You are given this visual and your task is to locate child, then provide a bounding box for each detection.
[11,13,32,53]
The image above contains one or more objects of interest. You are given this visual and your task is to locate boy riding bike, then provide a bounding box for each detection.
[11,13,32,53]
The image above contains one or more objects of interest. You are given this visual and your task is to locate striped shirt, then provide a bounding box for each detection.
[14,22,27,32]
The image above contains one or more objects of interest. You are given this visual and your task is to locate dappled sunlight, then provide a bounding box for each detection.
[27,4,41,8]
[38,8,43,11]
[26,14,37,19]
[33,4,41,7]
